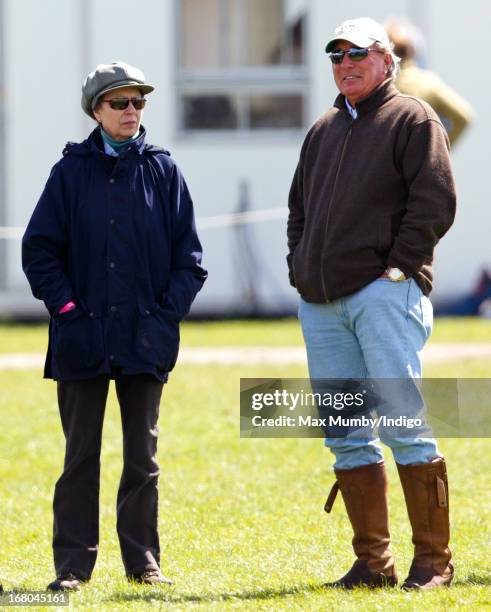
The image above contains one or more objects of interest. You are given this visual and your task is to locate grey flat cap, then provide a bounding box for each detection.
[81,61,154,118]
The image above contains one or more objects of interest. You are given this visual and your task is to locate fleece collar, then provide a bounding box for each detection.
[334,79,399,118]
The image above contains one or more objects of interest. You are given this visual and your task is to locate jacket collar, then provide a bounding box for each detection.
[334,79,399,118]
[63,125,170,159]
[88,125,147,156]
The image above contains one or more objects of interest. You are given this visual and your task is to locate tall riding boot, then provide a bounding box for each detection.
[397,457,453,589]
[324,461,397,588]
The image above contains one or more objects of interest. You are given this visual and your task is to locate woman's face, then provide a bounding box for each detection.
[93,86,144,141]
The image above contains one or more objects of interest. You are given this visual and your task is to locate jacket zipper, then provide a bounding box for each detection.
[320,120,353,301]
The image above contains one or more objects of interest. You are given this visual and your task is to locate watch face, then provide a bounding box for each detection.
[389,268,405,281]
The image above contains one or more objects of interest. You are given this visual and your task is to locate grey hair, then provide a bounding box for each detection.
[375,40,401,80]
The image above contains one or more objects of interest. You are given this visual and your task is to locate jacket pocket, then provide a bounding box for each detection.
[291,240,313,295]
[53,308,104,372]
[135,302,180,372]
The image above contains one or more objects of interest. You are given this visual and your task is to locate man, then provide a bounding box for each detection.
[22,62,207,591]
[386,17,473,146]
[287,18,456,590]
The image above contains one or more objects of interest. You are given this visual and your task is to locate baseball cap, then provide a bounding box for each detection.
[325,17,391,54]
[81,61,154,118]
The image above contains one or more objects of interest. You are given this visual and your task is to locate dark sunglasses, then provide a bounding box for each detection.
[329,47,384,64]
[101,97,146,110]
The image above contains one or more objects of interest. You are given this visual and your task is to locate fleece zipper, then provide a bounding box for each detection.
[320,118,354,301]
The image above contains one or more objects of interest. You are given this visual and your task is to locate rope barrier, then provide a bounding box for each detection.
[0,206,289,239]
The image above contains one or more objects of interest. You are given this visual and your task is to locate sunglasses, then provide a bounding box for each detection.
[329,47,384,64]
[101,97,146,110]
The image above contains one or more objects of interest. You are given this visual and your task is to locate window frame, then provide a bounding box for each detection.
[174,0,309,138]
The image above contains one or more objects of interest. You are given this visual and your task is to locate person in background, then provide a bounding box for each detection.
[22,61,207,592]
[386,17,473,146]
[287,17,456,590]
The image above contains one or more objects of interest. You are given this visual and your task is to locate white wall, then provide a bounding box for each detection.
[5,0,84,291]
[173,137,300,312]
[3,0,489,315]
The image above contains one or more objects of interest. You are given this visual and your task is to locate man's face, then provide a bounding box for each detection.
[332,39,391,106]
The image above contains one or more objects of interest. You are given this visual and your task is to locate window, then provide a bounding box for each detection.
[177,0,307,132]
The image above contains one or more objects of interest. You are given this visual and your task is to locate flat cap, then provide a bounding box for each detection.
[81,61,154,118]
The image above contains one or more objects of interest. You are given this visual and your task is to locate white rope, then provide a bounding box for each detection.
[0,226,24,239]
[197,206,288,229]
[0,206,289,239]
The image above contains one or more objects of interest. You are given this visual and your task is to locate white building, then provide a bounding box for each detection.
[0,0,488,316]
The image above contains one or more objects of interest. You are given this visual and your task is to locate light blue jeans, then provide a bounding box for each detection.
[299,278,441,470]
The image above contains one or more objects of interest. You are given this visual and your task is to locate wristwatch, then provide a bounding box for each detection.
[386,267,406,282]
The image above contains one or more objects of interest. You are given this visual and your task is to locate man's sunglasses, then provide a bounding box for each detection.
[101,97,146,110]
[329,47,384,64]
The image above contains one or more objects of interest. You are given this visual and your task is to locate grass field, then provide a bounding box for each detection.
[0,319,490,610]
[1,316,490,353]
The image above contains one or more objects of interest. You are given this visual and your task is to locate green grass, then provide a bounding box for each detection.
[0,316,490,353]
[0,320,490,610]
[431,317,491,343]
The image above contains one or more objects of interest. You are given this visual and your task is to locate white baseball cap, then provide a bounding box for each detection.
[325,17,391,53]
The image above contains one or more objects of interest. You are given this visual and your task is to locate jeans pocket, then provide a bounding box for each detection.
[53,309,104,372]
[408,281,433,340]
[135,302,180,372]
[420,295,434,338]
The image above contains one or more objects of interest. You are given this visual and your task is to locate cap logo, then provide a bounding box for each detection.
[336,23,358,35]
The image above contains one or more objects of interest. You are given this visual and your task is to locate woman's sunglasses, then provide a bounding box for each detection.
[101,97,147,110]
[329,47,384,65]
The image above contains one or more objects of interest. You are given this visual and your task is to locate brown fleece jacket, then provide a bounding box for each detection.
[287,79,456,301]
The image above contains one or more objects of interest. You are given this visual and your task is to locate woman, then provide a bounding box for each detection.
[22,61,207,591]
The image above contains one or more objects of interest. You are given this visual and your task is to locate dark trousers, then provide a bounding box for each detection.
[53,372,163,579]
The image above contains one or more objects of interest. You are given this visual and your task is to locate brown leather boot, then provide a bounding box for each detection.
[323,461,397,589]
[397,457,454,589]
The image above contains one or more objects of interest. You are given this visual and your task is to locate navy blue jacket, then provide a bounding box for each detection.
[22,126,207,381]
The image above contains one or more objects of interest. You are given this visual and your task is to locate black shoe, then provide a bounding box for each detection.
[47,573,84,592]
[128,569,173,586]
